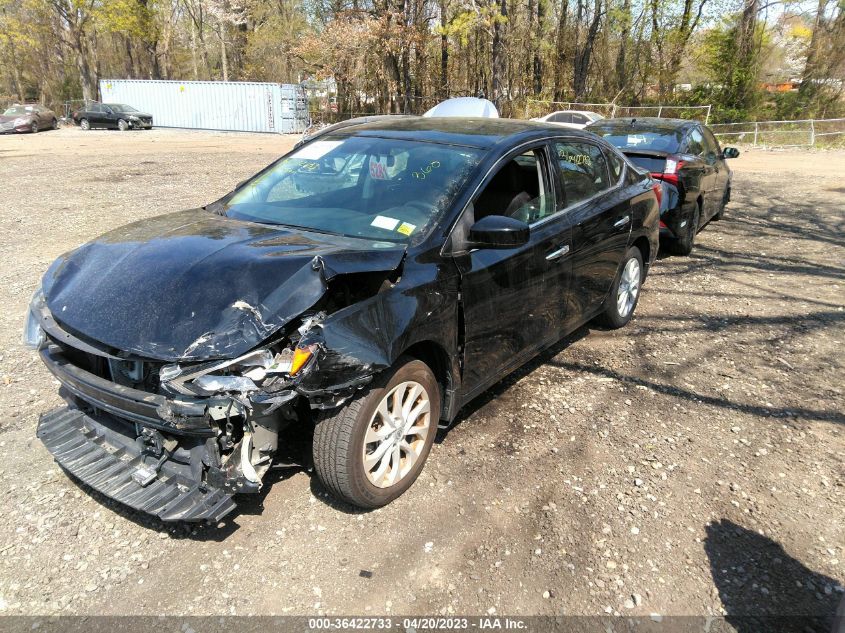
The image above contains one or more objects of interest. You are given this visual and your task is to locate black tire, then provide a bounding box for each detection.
[30,121,38,133]
[595,246,644,329]
[313,357,440,508]
[668,203,700,256]
[117,118,129,131]
[51,118,58,130]
[79,118,90,131]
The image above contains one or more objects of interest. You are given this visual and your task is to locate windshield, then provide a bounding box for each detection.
[3,107,30,116]
[224,135,483,242]
[588,123,683,153]
[106,104,137,112]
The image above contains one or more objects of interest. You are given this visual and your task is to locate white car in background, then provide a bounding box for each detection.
[531,110,604,129]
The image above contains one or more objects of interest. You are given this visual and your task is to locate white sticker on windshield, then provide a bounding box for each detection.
[292,140,342,160]
[371,216,399,231]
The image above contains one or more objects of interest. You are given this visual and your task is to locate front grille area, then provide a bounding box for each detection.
[49,338,163,394]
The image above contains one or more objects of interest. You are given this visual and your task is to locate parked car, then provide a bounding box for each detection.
[0,104,57,134]
[25,117,658,521]
[586,117,739,255]
[72,103,153,131]
[532,110,605,129]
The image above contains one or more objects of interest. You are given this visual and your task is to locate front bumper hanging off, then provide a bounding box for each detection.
[37,407,236,522]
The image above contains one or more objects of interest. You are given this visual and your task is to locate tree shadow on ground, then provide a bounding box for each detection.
[704,518,844,633]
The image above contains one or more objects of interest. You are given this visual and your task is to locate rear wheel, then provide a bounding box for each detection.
[117,119,129,131]
[595,246,644,329]
[668,203,700,255]
[79,118,90,131]
[313,357,439,508]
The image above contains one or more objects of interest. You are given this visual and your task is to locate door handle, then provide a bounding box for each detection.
[614,215,630,228]
[546,244,570,261]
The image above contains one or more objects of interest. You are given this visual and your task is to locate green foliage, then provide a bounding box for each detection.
[95,0,158,39]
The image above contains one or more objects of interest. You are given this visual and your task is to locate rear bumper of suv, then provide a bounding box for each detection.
[38,407,236,522]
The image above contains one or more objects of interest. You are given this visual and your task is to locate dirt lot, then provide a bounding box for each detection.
[0,127,842,623]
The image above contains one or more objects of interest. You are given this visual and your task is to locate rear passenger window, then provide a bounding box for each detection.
[686,129,705,156]
[606,150,624,182]
[554,142,609,207]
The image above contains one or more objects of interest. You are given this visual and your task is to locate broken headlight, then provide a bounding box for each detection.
[23,288,46,350]
[160,344,316,397]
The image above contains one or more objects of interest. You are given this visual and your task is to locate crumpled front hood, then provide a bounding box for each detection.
[43,209,405,361]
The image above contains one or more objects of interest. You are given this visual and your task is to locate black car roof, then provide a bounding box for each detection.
[327,116,600,149]
[588,117,700,131]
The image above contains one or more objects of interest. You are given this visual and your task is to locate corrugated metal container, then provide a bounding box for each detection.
[98,79,308,134]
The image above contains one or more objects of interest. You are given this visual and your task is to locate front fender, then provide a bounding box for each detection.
[294,264,460,405]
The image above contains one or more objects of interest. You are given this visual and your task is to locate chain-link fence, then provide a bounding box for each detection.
[523,99,712,122]
[710,118,845,147]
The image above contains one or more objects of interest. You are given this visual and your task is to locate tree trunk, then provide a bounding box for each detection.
[553,0,569,101]
[218,22,228,81]
[799,0,827,101]
[614,0,630,93]
[6,39,25,100]
[72,30,97,101]
[491,0,507,107]
[440,0,448,98]
[533,0,543,96]
[190,21,199,80]
[572,0,602,101]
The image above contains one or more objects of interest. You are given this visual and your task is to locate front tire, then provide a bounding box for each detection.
[595,246,644,329]
[51,118,58,130]
[117,119,129,131]
[313,357,440,508]
[30,121,38,133]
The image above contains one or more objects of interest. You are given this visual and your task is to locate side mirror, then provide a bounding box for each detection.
[722,147,740,159]
[235,179,248,189]
[468,215,529,249]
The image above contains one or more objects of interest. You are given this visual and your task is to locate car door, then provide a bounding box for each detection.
[85,104,102,127]
[701,126,729,203]
[552,139,631,323]
[685,127,720,221]
[451,143,571,397]
[101,105,117,128]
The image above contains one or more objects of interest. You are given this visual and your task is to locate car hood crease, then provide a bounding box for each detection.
[43,209,406,361]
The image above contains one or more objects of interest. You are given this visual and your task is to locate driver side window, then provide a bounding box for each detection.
[473,148,554,225]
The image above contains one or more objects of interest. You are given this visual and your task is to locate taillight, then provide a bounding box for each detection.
[650,155,684,187]
[651,180,663,207]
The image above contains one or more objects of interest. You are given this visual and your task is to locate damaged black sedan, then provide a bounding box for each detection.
[25,118,658,522]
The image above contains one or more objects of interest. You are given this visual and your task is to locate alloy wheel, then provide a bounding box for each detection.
[616,257,641,318]
[362,381,431,488]
[30,122,38,133]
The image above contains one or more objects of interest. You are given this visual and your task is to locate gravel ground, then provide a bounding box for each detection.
[0,128,842,623]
